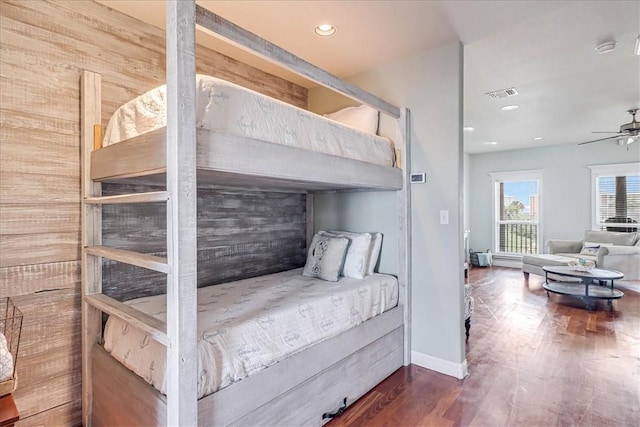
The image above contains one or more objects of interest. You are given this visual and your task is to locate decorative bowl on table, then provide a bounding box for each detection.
[568,259,596,272]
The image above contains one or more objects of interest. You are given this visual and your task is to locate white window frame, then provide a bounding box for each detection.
[588,162,640,231]
[488,170,544,256]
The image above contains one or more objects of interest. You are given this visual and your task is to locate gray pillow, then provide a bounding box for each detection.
[303,233,350,282]
[584,230,637,246]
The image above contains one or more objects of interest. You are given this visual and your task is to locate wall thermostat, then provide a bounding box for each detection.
[410,173,426,184]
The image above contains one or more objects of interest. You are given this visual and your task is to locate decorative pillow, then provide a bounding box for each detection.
[579,241,613,255]
[322,231,372,279]
[303,233,350,282]
[366,233,383,275]
[324,104,379,135]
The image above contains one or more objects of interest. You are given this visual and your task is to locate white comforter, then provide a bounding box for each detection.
[103,268,398,399]
[103,75,395,167]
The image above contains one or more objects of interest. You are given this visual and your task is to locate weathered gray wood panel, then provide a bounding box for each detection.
[101,184,307,301]
[0,0,307,424]
[90,128,403,191]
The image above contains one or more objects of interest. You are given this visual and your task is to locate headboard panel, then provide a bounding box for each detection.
[102,183,307,301]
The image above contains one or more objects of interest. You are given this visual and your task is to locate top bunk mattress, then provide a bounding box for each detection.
[103,268,399,399]
[104,75,395,167]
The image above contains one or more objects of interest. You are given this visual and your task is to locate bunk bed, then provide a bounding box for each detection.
[81,2,411,426]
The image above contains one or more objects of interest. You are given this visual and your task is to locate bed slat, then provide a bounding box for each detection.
[84,191,169,204]
[84,294,170,347]
[84,246,169,274]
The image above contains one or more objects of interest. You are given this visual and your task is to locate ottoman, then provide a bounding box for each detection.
[522,254,578,280]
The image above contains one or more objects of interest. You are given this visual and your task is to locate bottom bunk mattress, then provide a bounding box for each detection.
[103,268,398,399]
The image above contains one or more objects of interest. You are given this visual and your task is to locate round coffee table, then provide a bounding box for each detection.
[542,265,624,310]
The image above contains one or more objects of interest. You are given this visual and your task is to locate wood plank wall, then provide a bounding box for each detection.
[0,1,307,425]
[101,184,307,302]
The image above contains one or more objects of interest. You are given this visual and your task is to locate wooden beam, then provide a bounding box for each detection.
[195,5,400,119]
[84,246,169,274]
[166,0,198,425]
[84,294,170,347]
[81,70,102,427]
[398,108,412,365]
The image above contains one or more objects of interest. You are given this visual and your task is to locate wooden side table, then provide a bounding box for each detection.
[0,394,19,427]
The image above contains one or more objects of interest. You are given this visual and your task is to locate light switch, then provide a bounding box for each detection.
[440,210,449,225]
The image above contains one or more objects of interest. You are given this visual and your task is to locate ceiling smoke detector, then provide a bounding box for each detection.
[595,41,617,54]
[486,87,519,100]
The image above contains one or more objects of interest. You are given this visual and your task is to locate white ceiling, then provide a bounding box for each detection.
[97,0,640,154]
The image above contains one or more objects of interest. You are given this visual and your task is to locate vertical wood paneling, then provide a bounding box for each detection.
[0,1,307,424]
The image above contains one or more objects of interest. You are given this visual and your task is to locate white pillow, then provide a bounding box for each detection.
[322,231,372,279]
[0,332,14,382]
[366,233,383,275]
[303,233,350,282]
[324,104,379,135]
[579,241,613,256]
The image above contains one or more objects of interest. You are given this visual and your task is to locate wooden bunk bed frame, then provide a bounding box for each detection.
[81,2,411,426]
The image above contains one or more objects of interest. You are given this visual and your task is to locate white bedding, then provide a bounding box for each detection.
[103,268,398,399]
[103,75,395,167]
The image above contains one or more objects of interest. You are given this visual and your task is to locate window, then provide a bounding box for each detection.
[589,163,640,232]
[489,170,543,255]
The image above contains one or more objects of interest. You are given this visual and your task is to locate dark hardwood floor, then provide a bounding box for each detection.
[328,266,640,426]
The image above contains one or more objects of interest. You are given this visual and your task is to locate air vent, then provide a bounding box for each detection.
[486,87,519,99]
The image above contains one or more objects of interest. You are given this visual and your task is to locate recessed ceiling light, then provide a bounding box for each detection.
[483,141,498,145]
[463,126,475,132]
[315,24,337,36]
[533,136,543,140]
[635,36,640,56]
[595,41,616,54]
[500,105,519,111]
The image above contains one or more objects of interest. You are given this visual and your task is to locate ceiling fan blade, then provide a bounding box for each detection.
[578,134,629,145]
[591,131,624,134]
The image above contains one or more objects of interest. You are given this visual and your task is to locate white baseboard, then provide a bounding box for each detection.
[411,350,468,379]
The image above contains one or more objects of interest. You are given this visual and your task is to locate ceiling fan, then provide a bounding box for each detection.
[579,108,640,146]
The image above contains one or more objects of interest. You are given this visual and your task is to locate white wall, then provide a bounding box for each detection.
[310,41,466,373]
[468,142,640,253]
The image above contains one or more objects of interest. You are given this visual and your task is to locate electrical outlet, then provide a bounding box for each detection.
[440,210,449,225]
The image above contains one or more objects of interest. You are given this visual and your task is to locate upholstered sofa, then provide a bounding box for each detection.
[546,230,640,280]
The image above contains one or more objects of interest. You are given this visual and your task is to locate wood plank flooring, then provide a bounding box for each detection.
[328,266,640,426]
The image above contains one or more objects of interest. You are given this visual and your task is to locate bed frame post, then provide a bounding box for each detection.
[166,0,199,425]
[398,108,412,365]
[81,70,102,426]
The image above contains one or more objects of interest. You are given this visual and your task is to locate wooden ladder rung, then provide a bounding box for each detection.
[84,246,170,274]
[84,191,169,204]
[84,294,170,347]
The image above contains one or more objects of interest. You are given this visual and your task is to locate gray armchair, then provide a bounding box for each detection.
[547,230,640,280]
